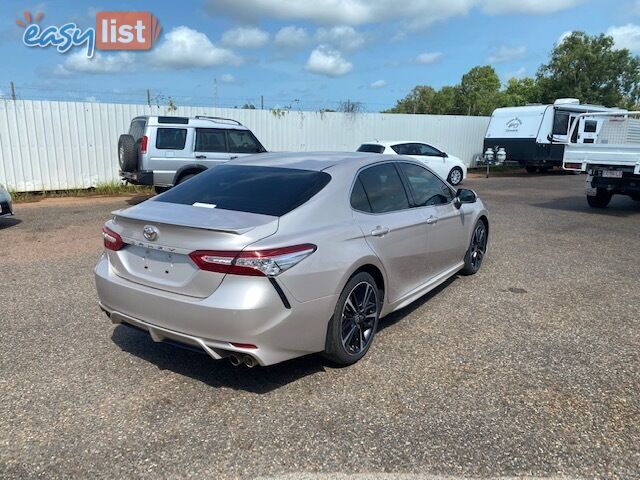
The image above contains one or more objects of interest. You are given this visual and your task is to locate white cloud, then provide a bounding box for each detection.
[505,67,526,80]
[412,51,443,64]
[487,45,526,63]
[305,45,352,77]
[557,30,574,44]
[220,73,236,83]
[482,0,584,15]
[274,26,309,49]
[150,26,241,69]
[369,79,387,89]
[221,26,270,48]
[607,24,640,52]
[55,51,135,75]
[205,0,475,28]
[315,25,365,51]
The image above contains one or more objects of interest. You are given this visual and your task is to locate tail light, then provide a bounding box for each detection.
[140,135,148,154]
[102,226,124,251]
[190,244,316,277]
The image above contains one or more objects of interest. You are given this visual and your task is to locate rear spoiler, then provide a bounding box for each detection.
[112,201,277,235]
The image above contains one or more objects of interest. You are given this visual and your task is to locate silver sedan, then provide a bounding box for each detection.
[95,153,489,367]
[0,184,13,218]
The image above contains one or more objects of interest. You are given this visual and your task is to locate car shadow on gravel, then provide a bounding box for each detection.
[0,217,22,230]
[110,276,458,392]
[111,325,327,393]
[533,195,640,217]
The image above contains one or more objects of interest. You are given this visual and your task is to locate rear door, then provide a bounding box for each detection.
[194,128,232,166]
[148,126,193,186]
[350,162,431,303]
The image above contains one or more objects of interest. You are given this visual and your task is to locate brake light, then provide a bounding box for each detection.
[140,135,148,154]
[190,244,316,277]
[564,162,582,170]
[102,226,124,251]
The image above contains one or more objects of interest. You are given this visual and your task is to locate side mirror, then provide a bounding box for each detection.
[454,188,477,209]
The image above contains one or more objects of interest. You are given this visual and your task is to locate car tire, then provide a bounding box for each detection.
[587,188,612,208]
[460,219,488,276]
[118,134,138,173]
[323,272,380,366]
[447,167,464,186]
[525,165,537,174]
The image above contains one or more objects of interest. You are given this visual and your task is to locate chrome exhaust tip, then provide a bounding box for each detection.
[229,354,242,367]
[243,355,258,368]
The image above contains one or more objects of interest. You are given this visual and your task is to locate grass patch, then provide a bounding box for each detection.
[10,181,153,203]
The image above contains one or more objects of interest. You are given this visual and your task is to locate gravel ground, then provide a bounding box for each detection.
[0,173,638,479]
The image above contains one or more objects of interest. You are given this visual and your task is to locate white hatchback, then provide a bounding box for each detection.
[357,141,467,185]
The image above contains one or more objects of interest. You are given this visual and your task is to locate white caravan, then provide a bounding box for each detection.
[484,99,624,172]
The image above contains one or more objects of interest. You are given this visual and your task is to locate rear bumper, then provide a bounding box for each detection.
[94,255,337,366]
[120,170,153,186]
[587,171,640,196]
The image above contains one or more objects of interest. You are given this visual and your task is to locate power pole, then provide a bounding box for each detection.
[260,95,264,110]
[146,89,151,107]
[213,78,218,109]
[10,81,16,101]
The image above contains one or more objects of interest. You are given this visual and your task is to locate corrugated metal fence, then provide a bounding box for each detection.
[0,99,490,192]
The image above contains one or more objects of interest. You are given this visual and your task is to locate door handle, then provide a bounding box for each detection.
[195,155,206,159]
[370,226,390,237]
[425,216,439,225]
[230,155,238,160]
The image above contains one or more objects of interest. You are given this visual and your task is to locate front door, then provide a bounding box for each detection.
[396,161,468,277]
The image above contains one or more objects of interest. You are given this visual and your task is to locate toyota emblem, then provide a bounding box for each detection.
[143,225,159,241]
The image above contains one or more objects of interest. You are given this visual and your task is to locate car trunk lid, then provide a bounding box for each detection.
[106,201,278,298]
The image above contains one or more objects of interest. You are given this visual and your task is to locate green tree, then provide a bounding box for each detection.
[384,86,436,114]
[458,65,502,115]
[431,86,463,114]
[503,77,541,106]
[537,31,640,107]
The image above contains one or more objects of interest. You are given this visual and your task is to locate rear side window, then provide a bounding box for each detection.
[356,163,410,213]
[195,128,227,152]
[357,144,385,154]
[350,178,372,212]
[128,119,146,140]
[584,120,598,133]
[227,130,264,153]
[156,165,331,217]
[156,128,187,150]
[398,162,454,206]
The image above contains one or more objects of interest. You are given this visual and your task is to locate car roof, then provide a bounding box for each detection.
[134,115,249,130]
[230,151,420,172]
[361,140,433,147]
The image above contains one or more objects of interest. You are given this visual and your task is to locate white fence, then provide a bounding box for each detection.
[0,99,490,192]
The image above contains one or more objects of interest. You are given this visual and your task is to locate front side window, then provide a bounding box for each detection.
[156,128,187,150]
[398,162,454,207]
[356,163,410,213]
[227,130,264,153]
[415,143,443,156]
[195,128,227,152]
[156,165,331,217]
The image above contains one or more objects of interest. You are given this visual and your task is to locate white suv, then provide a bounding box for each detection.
[118,116,266,192]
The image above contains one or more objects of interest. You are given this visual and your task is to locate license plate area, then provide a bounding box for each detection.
[602,170,623,178]
[123,245,196,284]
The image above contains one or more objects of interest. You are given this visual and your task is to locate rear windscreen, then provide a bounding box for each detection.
[156,165,331,217]
[357,144,385,154]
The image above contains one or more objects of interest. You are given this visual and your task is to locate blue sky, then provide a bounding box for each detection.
[1,0,639,111]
